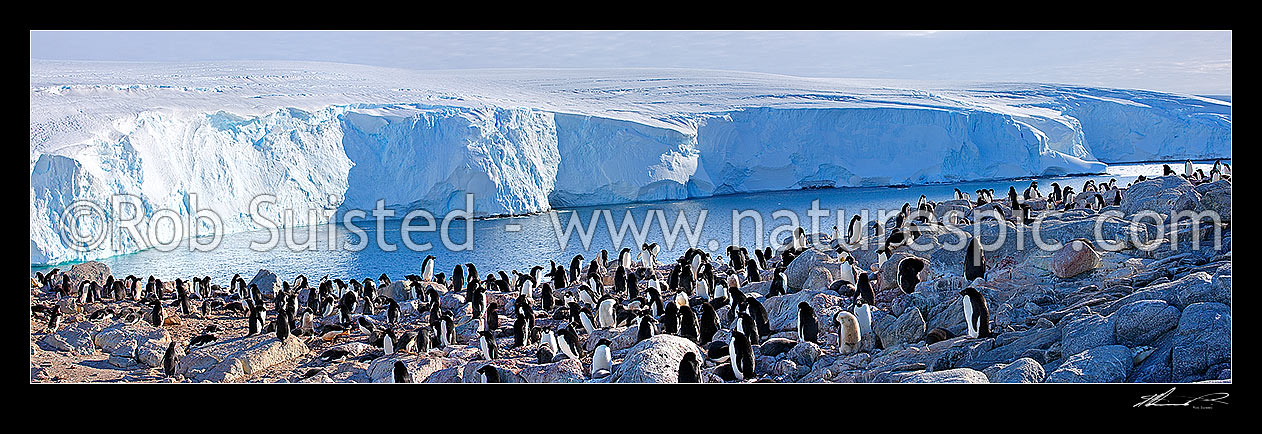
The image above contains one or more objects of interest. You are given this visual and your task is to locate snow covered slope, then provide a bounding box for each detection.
[29,60,1232,265]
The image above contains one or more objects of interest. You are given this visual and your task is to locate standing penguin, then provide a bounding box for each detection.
[678,352,701,383]
[46,305,61,333]
[679,305,700,343]
[855,272,875,307]
[438,312,456,347]
[635,314,657,343]
[556,327,584,361]
[964,237,986,282]
[592,338,613,378]
[478,330,498,360]
[163,341,180,378]
[276,309,291,341]
[729,331,755,381]
[699,302,720,343]
[420,255,437,282]
[796,302,819,344]
[831,311,861,354]
[150,298,165,328]
[768,269,787,297]
[959,287,993,339]
[393,361,412,383]
[451,264,465,295]
[745,297,771,340]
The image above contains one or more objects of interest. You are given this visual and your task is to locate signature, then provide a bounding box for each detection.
[1134,387,1229,408]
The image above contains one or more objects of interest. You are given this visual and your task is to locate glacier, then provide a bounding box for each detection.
[29,60,1232,265]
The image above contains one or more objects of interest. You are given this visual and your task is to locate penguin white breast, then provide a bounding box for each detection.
[961,296,978,338]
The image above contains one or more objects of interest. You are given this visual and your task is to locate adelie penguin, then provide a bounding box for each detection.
[678,305,700,343]
[796,302,819,344]
[556,327,584,361]
[699,302,720,343]
[959,286,993,339]
[728,330,755,381]
[476,364,501,383]
[393,361,412,383]
[635,314,657,343]
[832,311,861,354]
[678,352,701,383]
[592,338,613,378]
[964,236,986,282]
[163,341,180,378]
[420,255,436,282]
[478,330,498,360]
[897,256,926,294]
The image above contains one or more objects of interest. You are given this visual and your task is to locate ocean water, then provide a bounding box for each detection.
[30,161,1227,284]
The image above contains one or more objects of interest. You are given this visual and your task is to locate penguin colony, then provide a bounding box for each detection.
[30,162,1228,382]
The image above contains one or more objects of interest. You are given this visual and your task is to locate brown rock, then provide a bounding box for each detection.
[1050,239,1101,279]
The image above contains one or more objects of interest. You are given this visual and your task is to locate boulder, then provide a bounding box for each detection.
[367,354,462,383]
[802,267,834,292]
[605,335,703,383]
[64,261,112,292]
[784,249,834,290]
[900,368,989,383]
[984,357,1046,383]
[1171,302,1231,381]
[785,341,821,367]
[461,360,527,383]
[1044,345,1132,383]
[1050,239,1101,279]
[1111,300,1180,347]
[246,269,281,298]
[876,308,926,349]
[41,320,105,356]
[585,326,641,352]
[1193,179,1231,221]
[177,334,310,382]
[519,358,587,383]
[1060,312,1114,357]
[1120,175,1197,216]
[763,289,843,333]
[1176,271,1228,307]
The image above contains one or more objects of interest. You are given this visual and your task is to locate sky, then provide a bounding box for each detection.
[29,30,1231,95]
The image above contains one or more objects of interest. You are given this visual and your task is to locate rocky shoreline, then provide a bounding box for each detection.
[30,174,1231,383]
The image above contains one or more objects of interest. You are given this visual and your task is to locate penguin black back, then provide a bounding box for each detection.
[678,352,701,383]
[964,237,985,281]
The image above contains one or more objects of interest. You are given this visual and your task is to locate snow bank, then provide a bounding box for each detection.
[29,60,1231,264]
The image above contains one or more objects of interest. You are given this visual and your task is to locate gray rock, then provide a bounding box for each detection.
[1172,302,1231,381]
[879,308,926,348]
[1111,300,1180,347]
[246,269,281,298]
[784,249,835,290]
[41,320,105,356]
[367,354,462,383]
[763,289,842,333]
[519,358,587,383]
[900,368,989,383]
[461,360,528,383]
[606,335,703,383]
[1177,271,1228,307]
[177,334,310,382]
[985,357,1046,383]
[64,261,112,293]
[1044,345,1132,383]
[786,341,821,367]
[1060,312,1114,357]
[1193,179,1231,221]
[94,320,170,356]
[585,326,640,352]
[1121,175,1196,217]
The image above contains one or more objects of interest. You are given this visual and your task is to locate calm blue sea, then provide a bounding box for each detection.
[30,161,1226,284]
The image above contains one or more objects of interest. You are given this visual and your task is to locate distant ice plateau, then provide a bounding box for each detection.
[29,60,1231,265]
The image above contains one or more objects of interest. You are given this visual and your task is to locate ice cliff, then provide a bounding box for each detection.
[29,61,1231,265]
